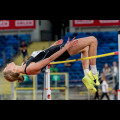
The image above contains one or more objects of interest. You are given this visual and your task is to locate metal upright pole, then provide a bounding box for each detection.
[13,82,16,100]
[88,91,90,100]
[44,64,51,100]
[118,31,120,100]
[43,72,46,100]
[35,75,38,100]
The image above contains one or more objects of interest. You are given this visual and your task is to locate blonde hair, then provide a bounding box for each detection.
[3,71,24,83]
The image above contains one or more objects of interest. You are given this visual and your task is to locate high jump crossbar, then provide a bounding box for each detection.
[44,51,118,100]
[50,51,118,65]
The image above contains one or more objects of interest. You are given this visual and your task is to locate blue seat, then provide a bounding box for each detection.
[109,31,118,37]
[5,55,11,60]
[78,32,85,36]
[65,32,73,37]
[56,64,64,68]
[109,43,116,49]
[0,58,3,66]
[71,67,80,72]
[72,63,81,67]
[70,54,80,59]
[13,35,19,39]
[6,35,13,39]
[91,32,99,37]
[63,67,70,72]
[114,56,118,61]
[19,34,25,38]
[72,33,78,38]
[5,47,11,52]
[58,69,64,72]
[76,34,89,39]
[86,32,91,36]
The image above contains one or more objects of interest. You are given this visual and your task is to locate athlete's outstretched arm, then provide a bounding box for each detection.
[26,38,77,75]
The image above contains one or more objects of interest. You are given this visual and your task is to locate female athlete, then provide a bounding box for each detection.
[3,36,100,93]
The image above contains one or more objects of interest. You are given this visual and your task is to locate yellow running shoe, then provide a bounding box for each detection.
[87,71,100,86]
[82,76,97,93]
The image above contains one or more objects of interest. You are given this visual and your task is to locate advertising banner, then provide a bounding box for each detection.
[72,20,120,27]
[0,20,36,30]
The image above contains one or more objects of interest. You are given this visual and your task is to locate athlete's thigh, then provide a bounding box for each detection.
[67,36,94,56]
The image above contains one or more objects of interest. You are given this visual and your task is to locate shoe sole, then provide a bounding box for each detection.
[82,77,97,93]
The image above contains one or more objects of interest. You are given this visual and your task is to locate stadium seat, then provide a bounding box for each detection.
[65,32,73,37]
[0,58,3,67]
[109,43,116,49]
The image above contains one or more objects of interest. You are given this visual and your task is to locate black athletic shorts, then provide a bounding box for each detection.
[23,44,71,74]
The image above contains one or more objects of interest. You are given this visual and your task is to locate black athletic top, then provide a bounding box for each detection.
[23,44,71,74]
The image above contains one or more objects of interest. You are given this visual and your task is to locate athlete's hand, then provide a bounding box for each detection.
[53,39,63,46]
[65,37,78,49]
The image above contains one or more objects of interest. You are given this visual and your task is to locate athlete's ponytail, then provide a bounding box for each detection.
[3,71,24,83]
[18,75,24,83]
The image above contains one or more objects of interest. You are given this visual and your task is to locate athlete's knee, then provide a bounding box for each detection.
[90,36,98,45]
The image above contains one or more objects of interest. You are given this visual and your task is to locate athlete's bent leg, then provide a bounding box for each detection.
[81,46,90,76]
[67,36,100,88]
[81,46,97,93]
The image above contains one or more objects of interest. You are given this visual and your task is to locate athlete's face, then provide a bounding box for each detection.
[4,62,16,73]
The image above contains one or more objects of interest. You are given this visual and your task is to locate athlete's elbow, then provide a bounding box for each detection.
[26,67,32,75]
[26,66,36,75]
[27,66,41,75]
